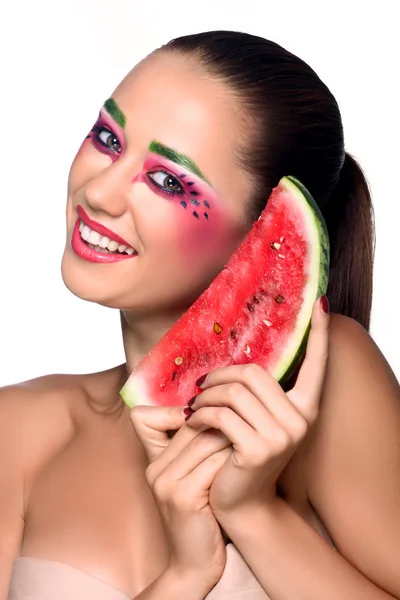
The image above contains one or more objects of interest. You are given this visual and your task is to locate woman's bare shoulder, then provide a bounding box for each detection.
[0,364,128,457]
[0,372,86,421]
[307,311,399,437]
[0,373,85,468]
[327,312,398,384]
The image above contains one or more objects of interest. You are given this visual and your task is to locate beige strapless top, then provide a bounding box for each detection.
[9,526,335,599]
[9,544,270,599]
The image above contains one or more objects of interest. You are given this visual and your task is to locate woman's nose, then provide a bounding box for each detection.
[84,160,132,217]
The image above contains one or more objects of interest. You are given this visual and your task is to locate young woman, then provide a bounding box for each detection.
[2,31,399,600]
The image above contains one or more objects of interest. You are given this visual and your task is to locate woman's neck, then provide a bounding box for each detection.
[120,308,184,375]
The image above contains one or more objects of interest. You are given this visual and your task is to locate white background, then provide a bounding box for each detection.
[0,1,398,386]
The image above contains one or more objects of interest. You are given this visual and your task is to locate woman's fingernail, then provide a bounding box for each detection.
[184,406,194,421]
[196,373,209,387]
[320,294,330,314]
[188,396,197,407]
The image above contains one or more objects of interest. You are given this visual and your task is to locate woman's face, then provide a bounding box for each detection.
[62,52,252,313]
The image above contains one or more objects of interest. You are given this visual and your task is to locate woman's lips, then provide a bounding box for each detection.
[77,204,132,247]
[71,219,137,264]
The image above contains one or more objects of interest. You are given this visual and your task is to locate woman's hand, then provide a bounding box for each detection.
[130,404,233,592]
[185,297,329,519]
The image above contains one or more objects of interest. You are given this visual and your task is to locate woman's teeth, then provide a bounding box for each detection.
[79,220,136,255]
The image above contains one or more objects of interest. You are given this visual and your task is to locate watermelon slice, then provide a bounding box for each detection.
[120,176,329,408]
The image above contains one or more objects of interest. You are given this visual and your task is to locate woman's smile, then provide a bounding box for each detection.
[71,204,138,264]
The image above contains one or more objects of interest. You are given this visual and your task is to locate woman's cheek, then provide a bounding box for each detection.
[171,199,242,270]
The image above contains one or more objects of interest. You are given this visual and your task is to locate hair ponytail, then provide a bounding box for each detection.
[323,153,376,331]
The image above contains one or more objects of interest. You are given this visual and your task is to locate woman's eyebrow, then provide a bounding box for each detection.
[149,140,212,187]
[103,98,127,129]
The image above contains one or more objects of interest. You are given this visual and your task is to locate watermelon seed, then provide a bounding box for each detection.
[230,330,236,339]
[278,254,285,259]
[253,295,259,303]
[270,242,281,251]
[204,200,210,209]
[193,211,199,219]
[172,371,177,380]
[213,322,222,334]
[275,295,285,303]
[204,212,209,220]
[244,345,251,356]
[180,201,187,209]
[174,357,184,365]
[247,303,254,312]
[263,319,272,327]
[280,236,285,242]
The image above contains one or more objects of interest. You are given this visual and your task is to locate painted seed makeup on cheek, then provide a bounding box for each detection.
[174,198,237,270]
[135,153,241,267]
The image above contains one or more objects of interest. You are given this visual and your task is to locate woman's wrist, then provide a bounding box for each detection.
[162,567,218,600]
[133,567,216,600]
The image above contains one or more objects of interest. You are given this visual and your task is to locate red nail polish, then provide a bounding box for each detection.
[188,396,197,407]
[196,373,208,387]
[320,295,329,314]
[184,407,194,421]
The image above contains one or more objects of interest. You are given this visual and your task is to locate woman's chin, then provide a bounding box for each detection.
[61,272,108,306]
[60,251,115,307]
[60,253,144,310]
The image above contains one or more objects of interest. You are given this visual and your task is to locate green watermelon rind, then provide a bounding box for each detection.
[286,175,330,298]
[271,176,330,384]
[120,380,142,409]
[120,175,330,408]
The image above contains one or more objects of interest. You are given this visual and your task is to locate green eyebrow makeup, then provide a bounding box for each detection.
[103,98,127,129]
[149,140,212,187]
[95,101,211,186]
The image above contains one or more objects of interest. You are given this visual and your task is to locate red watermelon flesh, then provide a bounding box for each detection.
[120,176,330,408]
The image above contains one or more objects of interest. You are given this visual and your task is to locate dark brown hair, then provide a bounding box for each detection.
[159,31,375,331]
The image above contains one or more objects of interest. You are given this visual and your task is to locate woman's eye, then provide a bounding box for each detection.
[147,171,183,194]
[97,128,121,153]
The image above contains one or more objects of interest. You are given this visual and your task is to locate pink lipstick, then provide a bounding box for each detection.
[72,205,138,264]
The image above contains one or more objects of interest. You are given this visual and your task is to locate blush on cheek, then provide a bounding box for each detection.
[173,201,241,271]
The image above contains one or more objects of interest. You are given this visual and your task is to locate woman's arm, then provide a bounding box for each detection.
[216,315,400,599]
[217,496,398,599]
